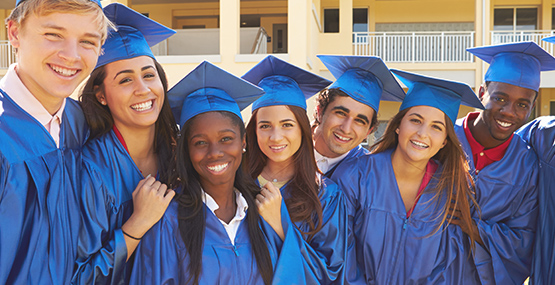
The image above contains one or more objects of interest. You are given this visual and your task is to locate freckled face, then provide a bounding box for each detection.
[188,112,245,189]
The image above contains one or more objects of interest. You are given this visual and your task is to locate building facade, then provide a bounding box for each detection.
[1,0,554,140]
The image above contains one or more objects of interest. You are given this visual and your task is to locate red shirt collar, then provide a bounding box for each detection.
[462,112,513,171]
[407,160,438,218]
[113,125,130,154]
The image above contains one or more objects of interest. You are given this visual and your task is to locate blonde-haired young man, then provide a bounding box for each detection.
[0,0,108,283]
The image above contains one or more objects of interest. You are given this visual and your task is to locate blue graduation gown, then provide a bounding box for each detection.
[72,130,144,284]
[129,192,306,284]
[455,118,538,284]
[517,116,555,285]
[324,144,368,178]
[332,150,480,284]
[258,177,348,284]
[0,90,88,284]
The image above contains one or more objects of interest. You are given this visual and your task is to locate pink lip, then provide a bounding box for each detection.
[269,145,287,153]
[333,132,352,144]
[410,139,428,150]
[130,99,155,112]
[206,162,230,175]
[48,63,81,79]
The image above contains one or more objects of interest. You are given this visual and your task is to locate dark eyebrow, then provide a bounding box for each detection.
[114,70,133,80]
[257,118,296,124]
[356,114,369,124]
[114,65,156,79]
[189,129,237,140]
[408,112,446,127]
[332,105,369,124]
[331,105,350,113]
[219,129,237,135]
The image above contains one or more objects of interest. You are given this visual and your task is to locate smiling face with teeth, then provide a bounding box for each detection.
[7,11,102,114]
[313,95,375,158]
[187,111,246,191]
[255,105,302,166]
[97,56,164,132]
[471,81,536,148]
[395,106,448,165]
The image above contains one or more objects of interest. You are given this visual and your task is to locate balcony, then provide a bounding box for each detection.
[0,41,16,69]
[353,31,475,63]
[491,30,555,53]
[151,27,268,56]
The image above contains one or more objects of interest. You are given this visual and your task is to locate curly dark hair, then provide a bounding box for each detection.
[312,88,378,134]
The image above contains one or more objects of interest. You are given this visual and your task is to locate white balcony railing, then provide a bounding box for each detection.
[0,41,16,69]
[491,30,555,54]
[353,31,475,63]
[151,27,268,56]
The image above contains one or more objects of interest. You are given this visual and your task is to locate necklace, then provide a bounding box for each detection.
[261,164,293,183]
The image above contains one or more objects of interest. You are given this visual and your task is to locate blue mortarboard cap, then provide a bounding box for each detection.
[317,55,405,112]
[391,69,484,124]
[95,3,175,68]
[16,0,101,7]
[242,55,332,111]
[168,61,264,126]
[542,35,555,44]
[467,41,555,92]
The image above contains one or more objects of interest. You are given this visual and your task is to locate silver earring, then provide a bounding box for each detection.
[242,148,246,153]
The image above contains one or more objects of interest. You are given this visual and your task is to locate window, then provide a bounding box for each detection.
[550,101,555,116]
[324,9,339,33]
[552,7,555,29]
[494,7,537,31]
[353,8,368,33]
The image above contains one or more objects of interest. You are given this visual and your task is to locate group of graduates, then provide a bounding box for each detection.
[4,0,555,284]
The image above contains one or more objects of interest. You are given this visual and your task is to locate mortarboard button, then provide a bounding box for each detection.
[168,61,264,126]
[317,55,406,112]
[391,69,484,125]
[467,41,555,92]
[96,3,175,68]
[242,55,331,111]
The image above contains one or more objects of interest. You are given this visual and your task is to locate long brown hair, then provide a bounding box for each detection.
[372,107,480,247]
[176,111,274,285]
[79,60,178,185]
[245,105,323,239]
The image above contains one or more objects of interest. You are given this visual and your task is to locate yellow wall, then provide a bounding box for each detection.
[0,9,10,41]
[538,88,555,116]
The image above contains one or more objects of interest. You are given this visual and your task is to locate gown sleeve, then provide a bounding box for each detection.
[275,179,348,284]
[517,117,555,284]
[472,158,538,284]
[129,207,181,285]
[331,157,366,285]
[72,161,129,284]
[263,199,308,285]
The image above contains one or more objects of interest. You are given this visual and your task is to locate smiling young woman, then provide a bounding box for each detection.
[242,55,349,284]
[130,61,309,285]
[332,70,485,284]
[73,4,177,284]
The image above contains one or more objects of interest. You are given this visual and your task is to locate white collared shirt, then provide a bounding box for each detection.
[202,189,248,245]
[0,64,65,147]
[314,149,350,174]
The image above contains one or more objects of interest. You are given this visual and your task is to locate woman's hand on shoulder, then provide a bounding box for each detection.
[125,175,176,238]
[256,182,285,240]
